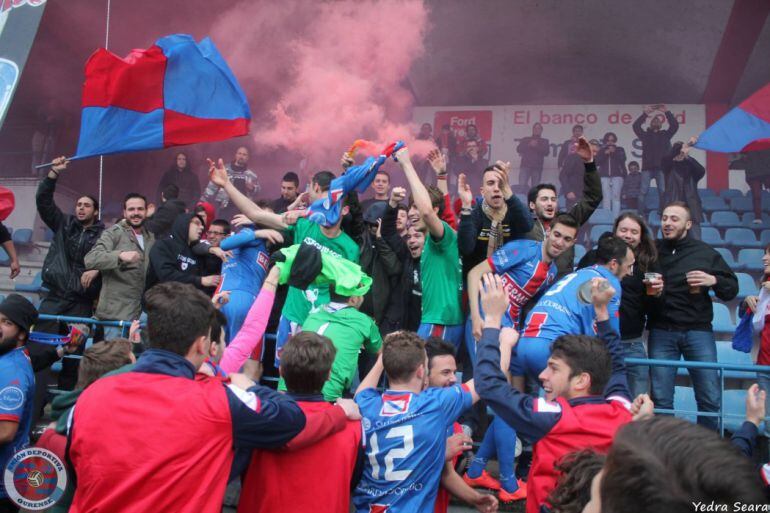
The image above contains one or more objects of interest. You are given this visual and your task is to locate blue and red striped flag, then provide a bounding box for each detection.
[695,82,770,153]
[74,34,250,159]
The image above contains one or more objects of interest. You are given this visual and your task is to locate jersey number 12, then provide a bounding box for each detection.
[367,425,414,481]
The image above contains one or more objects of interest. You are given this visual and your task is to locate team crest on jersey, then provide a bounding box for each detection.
[256,252,270,271]
[380,393,412,416]
[370,504,389,512]
[0,386,24,411]
[4,448,67,510]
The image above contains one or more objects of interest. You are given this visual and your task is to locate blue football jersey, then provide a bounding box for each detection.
[522,265,622,340]
[353,385,472,513]
[218,229,269,295]
[0,347,35,499]
[488,239,558,328]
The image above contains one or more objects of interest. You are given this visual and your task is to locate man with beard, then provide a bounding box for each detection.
[34,156,104,390]
[0,295,37,512]
[526,137,602,280]
[201,146,260,220]
[646,202,737,431]
[85,193,155,341]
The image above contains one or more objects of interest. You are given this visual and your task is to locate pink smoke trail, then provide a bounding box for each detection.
[210,0,433,169]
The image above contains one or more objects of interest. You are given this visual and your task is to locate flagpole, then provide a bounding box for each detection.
[98,0,111,221]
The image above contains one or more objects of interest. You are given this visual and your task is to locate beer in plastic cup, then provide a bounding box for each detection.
[643,272,662,295]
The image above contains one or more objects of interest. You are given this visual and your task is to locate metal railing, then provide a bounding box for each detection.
[33,314,770,435]
[626,357,770,436]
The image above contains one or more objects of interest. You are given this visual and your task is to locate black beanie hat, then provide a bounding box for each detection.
[0,294,38,333]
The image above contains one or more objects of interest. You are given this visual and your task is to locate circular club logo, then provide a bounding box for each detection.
[0,386,24,411]
[4,448,67,510]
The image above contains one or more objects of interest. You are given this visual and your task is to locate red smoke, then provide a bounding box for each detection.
[210,0,431,168]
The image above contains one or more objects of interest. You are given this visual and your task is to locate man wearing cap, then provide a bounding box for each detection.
[0,294,38,511]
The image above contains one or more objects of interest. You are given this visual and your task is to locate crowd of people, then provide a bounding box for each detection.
[1,103,769,513]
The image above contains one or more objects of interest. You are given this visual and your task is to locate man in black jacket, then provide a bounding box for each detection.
[380,187,423,335]
[516,122,550,190]
[457,163,533,280]
[632,105,679,214]
[144,183,187,240]
[662,140,705,240]
[526,137,603,279]
[145,212,220,293]
[646,202,738,431]
[36,157,104,329]
[34,157,104,390]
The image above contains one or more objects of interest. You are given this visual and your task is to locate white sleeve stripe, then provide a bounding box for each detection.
[534,398,562,413]
[607,395,632,410]
[227,384,261,412]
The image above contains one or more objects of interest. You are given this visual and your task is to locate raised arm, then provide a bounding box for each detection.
[473,273,561,442]
[207,158,287,230]
[356,352,384,396]
[219,266,280,374]
[36,156,69,231]
[568,138,603,226]
[467,259,493,341]
[591,278,632,402]
[395,148,445,240]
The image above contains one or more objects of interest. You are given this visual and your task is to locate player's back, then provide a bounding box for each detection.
[220,239,269,294]
[523,266,609,339]
[354,385,471,513]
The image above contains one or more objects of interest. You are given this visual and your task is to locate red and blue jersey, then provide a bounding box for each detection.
[353,385,472,513]
[474,322,632,513]
[487,239,557,328]
[218,229,269,295]
[522,265,621,340]
[0,347,35,499]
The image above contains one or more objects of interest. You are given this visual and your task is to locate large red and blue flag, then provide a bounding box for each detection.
[74,34,250,159]
[695,82,770,153]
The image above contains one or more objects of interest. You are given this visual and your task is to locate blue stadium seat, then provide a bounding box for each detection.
[699,188,716,198]
[11,228,33,245]
[589,225,613,244]
[645,194,660,211]
[43,228,54,242]
[701,227,724,246]
[674,386,698,423]
[742,213,770,227]
[712,303,735,334]
[715,247,742,271]
[729,196,754,214]
[761,229,770,246]
[723,390,752,433]
[725,228,763,249]
[716,342,755,379]
[735,272,757,300]
[719,189,744,201]
[0,248,8,267]
[573,244,587,266]
[558,195,566,209]
[648,211,661,228]
[710,211,742,229]
[588,209,614,226]
[15,272,43,294]
[701,197,729,212]
[737,248,765,273]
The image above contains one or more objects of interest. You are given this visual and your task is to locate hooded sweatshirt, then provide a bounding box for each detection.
[145,213,207,292]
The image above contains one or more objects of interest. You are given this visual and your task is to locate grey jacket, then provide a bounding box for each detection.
[85,220,155,321]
